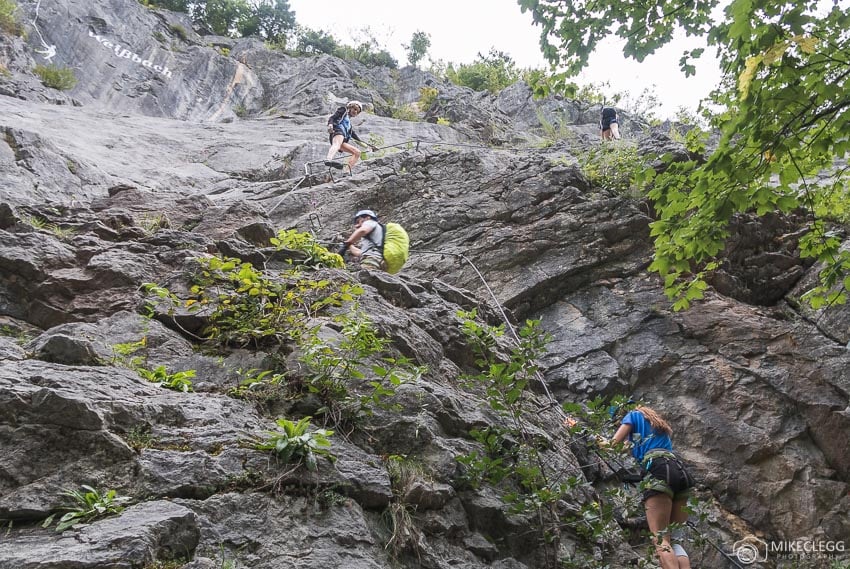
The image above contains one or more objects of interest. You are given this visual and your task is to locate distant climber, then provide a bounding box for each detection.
[603,405,694,569]
[601,106,621,140]
[325,101,377,171]
[337,209,385,270]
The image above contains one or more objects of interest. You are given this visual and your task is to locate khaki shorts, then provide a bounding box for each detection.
[359,255,384,270]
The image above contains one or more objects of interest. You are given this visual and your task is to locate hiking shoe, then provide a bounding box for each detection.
[324,160,344,170]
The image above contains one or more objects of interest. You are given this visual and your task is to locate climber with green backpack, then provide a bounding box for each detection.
[337,209,409,273]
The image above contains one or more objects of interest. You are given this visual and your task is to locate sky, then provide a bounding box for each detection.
[287,0,724,120]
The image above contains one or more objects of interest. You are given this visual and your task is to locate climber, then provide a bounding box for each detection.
[602,405,695,569]
[337,209,384,270]
[325,100,378,171]
[600,106,621,141]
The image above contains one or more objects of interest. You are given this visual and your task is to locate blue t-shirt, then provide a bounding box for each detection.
[621,410,673,463]
[338,113,352,138]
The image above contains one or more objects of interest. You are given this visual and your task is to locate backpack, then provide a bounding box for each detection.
[379,222,409,274]
[602,107,617,120]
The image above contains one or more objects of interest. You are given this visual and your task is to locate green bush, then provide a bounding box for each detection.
[270,229,345,268]
[299,313,426,426]
[0,0,21,35]
[389,102,420,122]
[143,252,359,347]
[579,144,645,197]
[33,65,77,90]
[418,86,438,111]
[535,109,575,146]
[169,23,188,41]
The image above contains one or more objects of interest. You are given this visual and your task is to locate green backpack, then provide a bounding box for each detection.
[380,222,410,274]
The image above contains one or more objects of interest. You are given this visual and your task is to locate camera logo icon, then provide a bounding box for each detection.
[733,537,768,564]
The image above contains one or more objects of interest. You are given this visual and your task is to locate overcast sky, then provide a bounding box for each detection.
[288,0,724,120]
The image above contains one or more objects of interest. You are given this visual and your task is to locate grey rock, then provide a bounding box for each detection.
[0,338,26,361]
[402,479,455,510]
[0,500,199,569]
[27,332,100,365]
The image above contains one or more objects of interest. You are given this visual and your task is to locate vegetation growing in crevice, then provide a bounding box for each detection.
[534,109,575,147]
[578,144,646,197]
[23,215,77,240]
[168,23,188,41]
[0,324,35,344]
[270,229,345,269]
[418,86,438,112]
[139,212,171,234]
[142,230,425,449]
[111,337,195,392]
[455,309,566,563]
[33,65,77,90]
[137,365,196,392]
[42,486,131,532]
[381,455,423,560]
[297,312,426,430]
[0,0,21,36]
[251,416,333,471]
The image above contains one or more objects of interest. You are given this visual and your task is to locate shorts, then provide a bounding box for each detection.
[359,255,385,270]
[601,118,618,131]
[642,455,694,501]
[329,131,349,144]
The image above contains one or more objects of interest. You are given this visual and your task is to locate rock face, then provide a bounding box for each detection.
[0,2,848,569]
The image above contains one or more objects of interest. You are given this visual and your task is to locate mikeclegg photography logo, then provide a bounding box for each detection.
[732,536,846,565]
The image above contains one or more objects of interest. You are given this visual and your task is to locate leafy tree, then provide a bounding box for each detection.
[337,27,398,68]
[404,30,431,68]
[519,0,850,309]
[337,41,397,68]
[446,48,523,93]
[140,0,190,10]
[294,26,339,55]
[238,0,295,43]
[195,0,252,36]
[142,0,295,44]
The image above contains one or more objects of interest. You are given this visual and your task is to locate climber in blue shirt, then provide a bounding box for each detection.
[325,100,377,172]
[608,405,695,569]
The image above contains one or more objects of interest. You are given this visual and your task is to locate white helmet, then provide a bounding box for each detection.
[354,209,377,221]
[347,100,363,112]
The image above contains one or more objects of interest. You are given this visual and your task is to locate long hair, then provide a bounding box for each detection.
[635,406,672,436]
